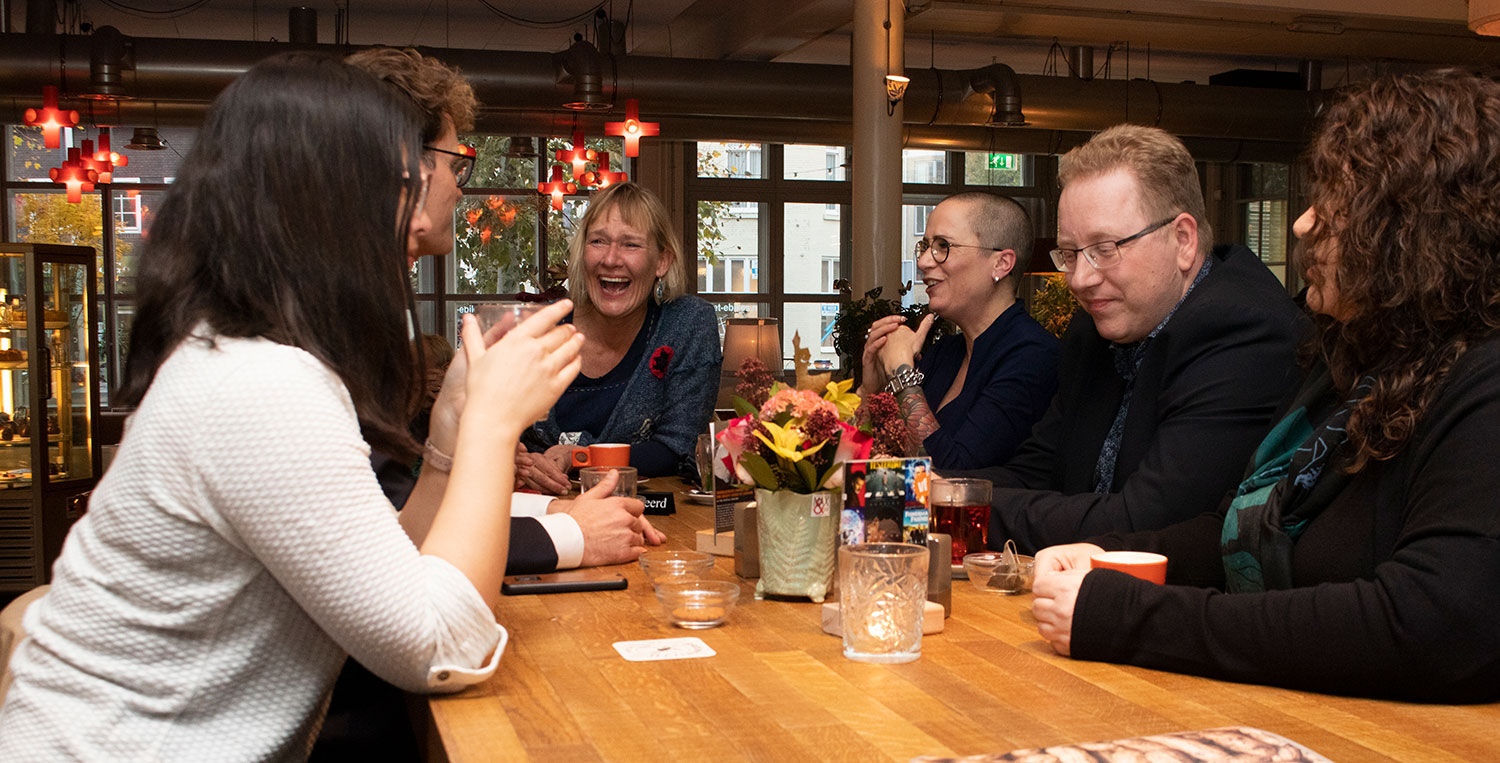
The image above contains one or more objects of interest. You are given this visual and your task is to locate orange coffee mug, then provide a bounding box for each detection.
[571,443,630,469]
[1089,551,1168,584]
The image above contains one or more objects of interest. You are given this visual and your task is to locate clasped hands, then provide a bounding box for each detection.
[860,313,936,394]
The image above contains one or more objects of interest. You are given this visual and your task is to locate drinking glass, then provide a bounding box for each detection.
[838,542,928,664]
[473,301,547,336]
[580,466,637,498]
[695,433,715,492]
[930,477,992,565]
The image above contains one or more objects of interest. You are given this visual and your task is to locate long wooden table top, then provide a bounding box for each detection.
[416,479,1500,762]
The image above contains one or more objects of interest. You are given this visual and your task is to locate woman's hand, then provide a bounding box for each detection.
[1033,566,1089,657]
[860,315,909,393]
[1033,542,1105,580]
[426,312,515,455]
[516,443,571,495]
[459,300,583,437]
[877,313,935,376]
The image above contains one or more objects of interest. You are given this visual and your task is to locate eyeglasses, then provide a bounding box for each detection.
[913,237,996,264]
[1049,217,1177,272]
[423,143,476,188]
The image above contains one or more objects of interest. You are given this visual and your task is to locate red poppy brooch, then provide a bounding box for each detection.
[649,346,674,378]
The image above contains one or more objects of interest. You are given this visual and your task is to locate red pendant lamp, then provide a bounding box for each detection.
[537,165,579,211]
[604,99,659,158]
[23,86,80,149]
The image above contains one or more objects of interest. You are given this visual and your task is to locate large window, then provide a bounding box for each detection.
[1235,163,1291,285]
[688,142,851,371]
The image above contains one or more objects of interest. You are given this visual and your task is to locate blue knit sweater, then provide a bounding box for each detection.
[523,295,723,477]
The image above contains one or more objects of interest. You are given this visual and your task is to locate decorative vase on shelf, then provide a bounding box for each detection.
[754,488,841,602]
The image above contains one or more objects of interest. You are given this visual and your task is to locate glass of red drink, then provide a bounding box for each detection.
[930,477,992,565]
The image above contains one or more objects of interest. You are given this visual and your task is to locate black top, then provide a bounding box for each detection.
[1074,334,1500,703]
[955,244,1307,554]
[915,302,1059,470]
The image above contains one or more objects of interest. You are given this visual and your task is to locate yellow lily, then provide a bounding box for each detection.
[754,420,827,463]
[823,377,860,419]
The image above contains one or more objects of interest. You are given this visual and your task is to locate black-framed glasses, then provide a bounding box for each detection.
[423,143,476,188]
[1049,216,1177,272]
[913,237,996,264]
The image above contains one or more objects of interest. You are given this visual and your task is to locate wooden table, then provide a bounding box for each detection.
[416,479,1500,762]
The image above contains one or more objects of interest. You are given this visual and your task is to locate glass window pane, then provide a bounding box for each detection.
[963,151,1032,187]
[696,201,761,295]
[901,203,937,306]
[782,302,842,372]
[783,202,840,294]
[697,142,764,179]
[547,198,587,278]
[463,136,539,190]
[109,189,164,295]
[1244,199,1288,285]
[8,126,195,183]
[705,301,767,347]
[450,195,539,294]
[902,149,946,184]
[783,144,846,181]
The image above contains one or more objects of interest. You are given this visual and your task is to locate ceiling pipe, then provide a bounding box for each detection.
[0,32,1313,147]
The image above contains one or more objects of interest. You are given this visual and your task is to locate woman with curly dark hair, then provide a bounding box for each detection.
[1028,68,1500,702]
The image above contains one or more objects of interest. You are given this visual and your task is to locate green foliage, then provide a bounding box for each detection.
[12,192,134,287]
[1029,274,1079,338]
[829,283,949,388]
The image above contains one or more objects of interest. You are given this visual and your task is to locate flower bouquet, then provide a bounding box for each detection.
[715,358,909,601]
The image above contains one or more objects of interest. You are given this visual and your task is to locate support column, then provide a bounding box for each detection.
[851,0,904,299]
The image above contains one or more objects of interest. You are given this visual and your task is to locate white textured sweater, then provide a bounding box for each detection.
[0,333,505,761]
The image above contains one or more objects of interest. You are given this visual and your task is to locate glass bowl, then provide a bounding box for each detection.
[638,550,715,587]
[655,580,741,629]
[962,551,1035,595]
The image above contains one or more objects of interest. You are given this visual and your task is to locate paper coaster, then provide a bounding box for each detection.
[612,637,717,662]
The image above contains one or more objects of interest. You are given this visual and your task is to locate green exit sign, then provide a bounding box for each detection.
[987,153,1017,171]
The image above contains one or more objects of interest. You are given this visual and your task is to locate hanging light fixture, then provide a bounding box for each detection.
[581,150,629,189]
[537,165,578,211]
[23,86,81,149]
[1472,0,1500,35]
[503,136,539,158]
[89,127,128,183]
[555,130,596,182]
[560,35,611,110]
[125,126,165,150]
[50,148,98,203]
[882,8,907,116]
[604,99,660,158]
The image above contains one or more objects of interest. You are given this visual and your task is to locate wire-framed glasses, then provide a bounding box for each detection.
[913,237,996,264]
[1049,217,1177,272]
[423,143,477,188]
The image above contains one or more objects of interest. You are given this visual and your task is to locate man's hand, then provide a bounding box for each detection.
[1032,566,1088,657]
[565,471,666,567]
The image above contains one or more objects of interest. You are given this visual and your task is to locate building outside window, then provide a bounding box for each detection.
[1235,163,1291,285]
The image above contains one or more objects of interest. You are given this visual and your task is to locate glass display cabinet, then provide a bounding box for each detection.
[0,243,101,592]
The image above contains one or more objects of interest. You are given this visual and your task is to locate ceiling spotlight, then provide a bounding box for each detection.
[561,36,611,111]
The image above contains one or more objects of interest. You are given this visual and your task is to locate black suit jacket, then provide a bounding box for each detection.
[371,454,560,575]
[958,244,1306,554]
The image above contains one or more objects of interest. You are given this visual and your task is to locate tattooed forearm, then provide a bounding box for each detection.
[893,381,940,454]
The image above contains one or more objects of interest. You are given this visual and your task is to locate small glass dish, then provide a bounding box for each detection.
[655,580,740,629]
[638,550,715,587]
[962,551,1035,595]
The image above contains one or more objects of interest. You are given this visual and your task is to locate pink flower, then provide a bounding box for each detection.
[822,422,873,489]
[715,414,756,484]
[760,388,836,422]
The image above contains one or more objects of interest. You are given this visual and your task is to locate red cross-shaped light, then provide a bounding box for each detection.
[581,151,629,189]
[49,148,99,203]
[555,130,595,182]
[90,128,128,184]
[604,99,659,158]
[537,164,579,211]
[23,86,81,149]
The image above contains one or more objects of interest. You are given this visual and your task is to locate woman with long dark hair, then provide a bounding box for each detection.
[1030,69,1500,702]
[0,53,583,759]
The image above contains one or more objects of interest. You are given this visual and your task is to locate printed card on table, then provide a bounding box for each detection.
[612,637,718,662]
[841,456,931,546]
[708,421,752,535]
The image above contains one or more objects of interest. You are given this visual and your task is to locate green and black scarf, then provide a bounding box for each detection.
[1220,366,1375,593]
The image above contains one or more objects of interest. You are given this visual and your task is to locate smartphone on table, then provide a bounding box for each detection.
[500,570,628,596]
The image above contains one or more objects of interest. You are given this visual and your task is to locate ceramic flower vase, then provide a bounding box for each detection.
[754,488,841,602]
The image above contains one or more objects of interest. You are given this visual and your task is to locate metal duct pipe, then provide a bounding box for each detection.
[1068,46,1094,81]
[289,7,317,45]
[85,25,135,100]
[0,32,1312,144]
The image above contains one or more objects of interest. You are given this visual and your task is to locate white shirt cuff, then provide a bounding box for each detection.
[534,512,584,570]
[510,491,555,518]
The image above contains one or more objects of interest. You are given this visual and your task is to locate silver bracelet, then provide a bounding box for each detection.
[885,365,925,395]
[422,438,454,473]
